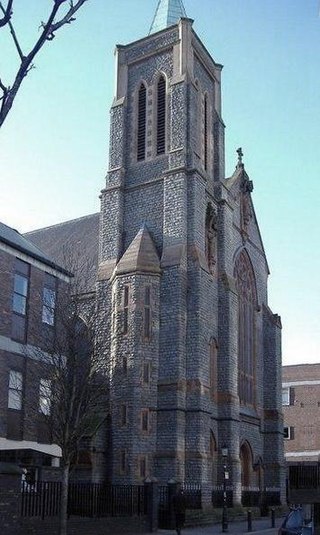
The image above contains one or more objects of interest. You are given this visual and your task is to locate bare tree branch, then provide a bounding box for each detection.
[49,0,87,37]
[0,0,89,128]
[26,251,107,535]
[4,12,24,60]
[0,0,13,28]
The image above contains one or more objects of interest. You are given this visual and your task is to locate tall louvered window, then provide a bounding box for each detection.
[137,84,147,161]
[204,94,208,171]
[157,76,166,155]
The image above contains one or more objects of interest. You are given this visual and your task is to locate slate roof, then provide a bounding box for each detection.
[25,213,100,291]
[0,221,69,275]
[149,0,187,34]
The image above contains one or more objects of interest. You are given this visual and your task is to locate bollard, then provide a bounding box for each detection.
[247,509,252,532]
[271,507,275,528]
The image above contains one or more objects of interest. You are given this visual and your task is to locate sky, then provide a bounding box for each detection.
[0,0,319,366]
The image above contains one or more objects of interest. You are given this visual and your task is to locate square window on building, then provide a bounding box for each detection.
[284,426,294,440]
[8,370,23,410]
[282,388,290,406]
[282,387,295,406]
[39,379,51,415]
[12,259,30,342]
[42,275,56,326]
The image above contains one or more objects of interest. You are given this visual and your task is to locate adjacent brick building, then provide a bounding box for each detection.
[282,364,320,463]
[0,221,70,479]
[26,0,285,505]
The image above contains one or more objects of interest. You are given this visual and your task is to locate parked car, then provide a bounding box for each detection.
[278,508,314,535]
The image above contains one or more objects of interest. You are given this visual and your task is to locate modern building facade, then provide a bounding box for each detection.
[283,364,320,463]
[26,0,285,505]
[0,221,70,480]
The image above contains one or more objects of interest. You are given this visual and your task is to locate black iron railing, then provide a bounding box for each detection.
[21,481,145,519]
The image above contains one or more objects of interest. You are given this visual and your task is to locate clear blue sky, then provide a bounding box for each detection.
[0,0,319,365]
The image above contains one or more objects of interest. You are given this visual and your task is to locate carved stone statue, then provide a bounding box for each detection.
[205,204,218,274]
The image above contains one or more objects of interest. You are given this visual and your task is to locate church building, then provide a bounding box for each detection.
[27,0,285,506]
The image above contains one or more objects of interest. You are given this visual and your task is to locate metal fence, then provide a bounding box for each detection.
[21,481,146,519]
[158,483,202,529]
[182,483,202,509]
[21,480,280,521]
[21,481,61,519]
[212,487,281,509]
[289,464,319,489]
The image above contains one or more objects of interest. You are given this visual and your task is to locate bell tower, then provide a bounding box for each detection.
[96,0,283,506]
[97,0,225,485]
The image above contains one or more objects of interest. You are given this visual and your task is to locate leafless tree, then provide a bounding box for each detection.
[0,0,89,128]
[28,251,108,535]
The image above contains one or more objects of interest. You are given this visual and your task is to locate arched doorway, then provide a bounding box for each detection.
[240,441,252,489]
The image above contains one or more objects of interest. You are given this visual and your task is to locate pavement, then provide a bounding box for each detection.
[155,517,283,535]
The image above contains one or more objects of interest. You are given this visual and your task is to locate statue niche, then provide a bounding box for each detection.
[205,204,218,274]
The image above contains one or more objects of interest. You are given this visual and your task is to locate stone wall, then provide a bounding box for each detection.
[0,471,21,535]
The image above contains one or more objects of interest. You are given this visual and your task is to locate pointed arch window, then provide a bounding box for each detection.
[204,94,209,171]
[209,338,218,400]
[143,285,151,339]
[234,251,257,406]
[137,83,147,161]
[157,75,166,155]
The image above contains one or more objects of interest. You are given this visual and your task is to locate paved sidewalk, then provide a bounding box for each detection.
[155,516,283,535]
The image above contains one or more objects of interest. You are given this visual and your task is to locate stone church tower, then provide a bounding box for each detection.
[97,0,285,505]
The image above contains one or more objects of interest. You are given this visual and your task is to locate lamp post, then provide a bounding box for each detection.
[221,446,229,533]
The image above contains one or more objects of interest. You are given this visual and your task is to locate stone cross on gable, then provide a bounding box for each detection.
[237,147,244,165]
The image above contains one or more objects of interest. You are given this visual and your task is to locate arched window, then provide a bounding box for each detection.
[209,338,218,399]
[157,75,166,155]
[234,250,257,406]
[137,83,147,161]
[204,94,209,171]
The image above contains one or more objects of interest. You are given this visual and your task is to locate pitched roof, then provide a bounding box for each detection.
[114,225,160,276]
[0,221,69,275]
[25,213,100,290]
[149,0,187,35]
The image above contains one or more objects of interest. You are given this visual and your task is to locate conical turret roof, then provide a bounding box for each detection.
[149,0,187,35]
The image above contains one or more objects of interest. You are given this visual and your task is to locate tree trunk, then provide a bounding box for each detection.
[60,462,70,535]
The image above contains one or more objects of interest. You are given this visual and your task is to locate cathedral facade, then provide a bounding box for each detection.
[95,0,285,505]
[24,0,285,506]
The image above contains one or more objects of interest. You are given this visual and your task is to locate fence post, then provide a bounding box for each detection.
[144,478,158,532]
[260,490,268,517]
[168,480,178,530]
[247,509,252,532]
